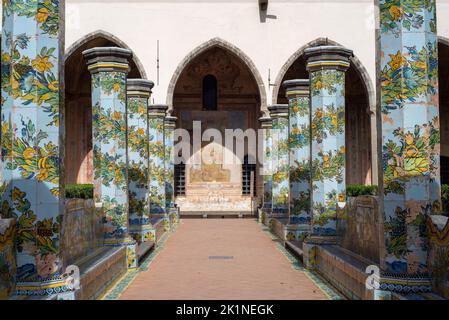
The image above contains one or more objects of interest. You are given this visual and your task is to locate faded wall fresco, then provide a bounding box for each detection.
[379,0,441,279]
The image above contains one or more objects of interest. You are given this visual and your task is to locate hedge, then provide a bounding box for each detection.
[346,184,378,197]
[65,184,94,199]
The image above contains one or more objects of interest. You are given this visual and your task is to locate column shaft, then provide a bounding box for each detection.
[283,79,312,241]
[164,116,178,225]
[83,47,137,269]
[1,0,66,296]
[148,105,168,224]
[127,79,154,244]
[259,117,273,215]
[305,46,352,240]
[268,105,290,218]
[379,0,440,292]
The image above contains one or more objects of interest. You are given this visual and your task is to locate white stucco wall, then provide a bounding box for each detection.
[64,0,379,106]
[2,1,449,105]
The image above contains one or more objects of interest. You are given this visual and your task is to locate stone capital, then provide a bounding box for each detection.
[148,104,169,117]
[268,104,289,119]
[83,47,133,74]
[165,116,178,129]
[304,45,353,72]
[259,116,272,129]
[282,79,310,98]
[127,79,155,98]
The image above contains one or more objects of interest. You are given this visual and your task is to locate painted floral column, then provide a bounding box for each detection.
[1,0,67,296]
[164,115,178,225]
[283,79,312,240]
[83,48,137,269]
[378,0,440,293]
[304,46,352,240]
[259,117,273,215]
[148,105,168,224]
[268,105,290,217]
[127,79,155,244]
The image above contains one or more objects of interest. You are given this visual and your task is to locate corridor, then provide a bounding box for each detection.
[110,219,335,300]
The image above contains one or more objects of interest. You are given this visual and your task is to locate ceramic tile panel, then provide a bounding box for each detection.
[379,0,440,291]
[259,117,273,211]
[1,0,67,296]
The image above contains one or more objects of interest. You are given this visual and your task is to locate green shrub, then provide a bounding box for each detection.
[65,184,94,199]
[346,184,378,197]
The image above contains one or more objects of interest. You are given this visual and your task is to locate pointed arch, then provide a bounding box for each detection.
[166,37,267,115]
[272,37,375,112]
[65,29,147,79]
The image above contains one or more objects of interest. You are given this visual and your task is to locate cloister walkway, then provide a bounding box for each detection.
[110,219,336,300]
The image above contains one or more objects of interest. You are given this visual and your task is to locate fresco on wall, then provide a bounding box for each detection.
[379,0,440,277]
[127,94,151,242]
[308,66,348,236]
[1,0,65,295]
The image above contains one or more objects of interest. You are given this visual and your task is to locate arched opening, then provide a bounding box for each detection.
[439,38,449,185]
[64,31,144,184]
[275,39,374,186]
[202,74,218,110]
[171,42,262,215]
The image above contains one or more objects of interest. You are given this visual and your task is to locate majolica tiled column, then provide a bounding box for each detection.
[83,48,137,269]
[268,105,290,218]
[1,1,67,296]
[127,79,155,244]
[283,79,312,241]
[164,115,178,226]
[304,46,352,244]
[378,0,440,294]
[259,117,273,220]
[148,105,168,225]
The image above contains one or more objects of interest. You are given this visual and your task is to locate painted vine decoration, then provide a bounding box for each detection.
[311,104,345,144]
[93,149,126,188]
[383,119,439,195]
[102,196,127,239]
[2,118,60,196]
[312,190,343,227]
[381,42,438,112]
[380,0,436,35]
[92,102,126,148]
[92,72,126,102]
[310,70,344,96]
[312,147,345,183]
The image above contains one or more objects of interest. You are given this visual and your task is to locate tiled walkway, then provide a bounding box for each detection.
[113,219,334,300]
